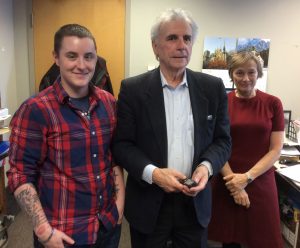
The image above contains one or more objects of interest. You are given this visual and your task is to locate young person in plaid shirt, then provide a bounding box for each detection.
[7,24,124,248]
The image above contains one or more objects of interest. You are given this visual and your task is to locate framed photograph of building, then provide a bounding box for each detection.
[202,37,270,92]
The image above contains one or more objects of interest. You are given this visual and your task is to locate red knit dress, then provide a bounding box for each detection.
[208,90,284,248]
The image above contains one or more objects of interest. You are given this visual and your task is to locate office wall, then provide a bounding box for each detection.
[0,0,32,118]
[0,0,19,185]
[13,0,33,106]
[7,0,300,119]
[0,0,18,116]
[126,0,300,119]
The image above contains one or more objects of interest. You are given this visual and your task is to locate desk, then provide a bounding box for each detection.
[276,170,300,248]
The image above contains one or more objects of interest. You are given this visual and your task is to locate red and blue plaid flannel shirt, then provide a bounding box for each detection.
[7,79,118,245]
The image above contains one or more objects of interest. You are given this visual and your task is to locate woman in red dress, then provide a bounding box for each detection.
[208,51,284,248]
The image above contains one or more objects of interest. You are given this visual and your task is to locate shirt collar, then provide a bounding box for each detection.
[160,70,188,88]
[53,77,100,104]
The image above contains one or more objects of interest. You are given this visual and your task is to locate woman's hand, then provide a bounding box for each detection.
[223,173,248,193]
[231,189,250,208]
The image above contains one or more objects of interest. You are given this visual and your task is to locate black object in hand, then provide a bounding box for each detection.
[179,178,198,188]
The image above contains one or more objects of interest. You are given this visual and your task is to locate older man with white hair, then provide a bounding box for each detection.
[113,8,231,248]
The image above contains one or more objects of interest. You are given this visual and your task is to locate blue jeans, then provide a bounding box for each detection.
[34,224,121,248]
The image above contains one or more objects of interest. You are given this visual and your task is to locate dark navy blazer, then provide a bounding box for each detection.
[113,68,231,233]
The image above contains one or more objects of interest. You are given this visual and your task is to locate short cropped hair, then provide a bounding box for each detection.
[228,51,263,80]
[54,24,97,54]
[151,8,198,43]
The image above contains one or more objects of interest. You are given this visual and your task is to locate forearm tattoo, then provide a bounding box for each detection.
[15,184,47,229]
[113,170,120,196]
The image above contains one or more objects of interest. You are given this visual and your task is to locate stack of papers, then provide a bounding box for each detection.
[0,108,8,117]
[0,108,11,129]
[281,146,300,156]
[0,108,10,121]
[284,137,299,146]
[278,164,300,186]
[0,115,11,121]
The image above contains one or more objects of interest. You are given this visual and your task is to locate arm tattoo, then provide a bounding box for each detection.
[15,184,47,229]
[113,170,120,196]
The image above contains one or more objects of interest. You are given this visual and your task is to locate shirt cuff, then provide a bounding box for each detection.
[199,161,213,177]
[142,164,157,184]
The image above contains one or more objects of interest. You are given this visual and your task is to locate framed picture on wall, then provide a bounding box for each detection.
[283,110,291,137]
[202,36,270,92]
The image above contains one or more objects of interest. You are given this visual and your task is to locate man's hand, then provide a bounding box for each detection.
[152,168,186,192]
[230,189,250,208]
[223,173,248,193]
[182,165,209,197]
[36,224,74,248]
[14,184,75,248]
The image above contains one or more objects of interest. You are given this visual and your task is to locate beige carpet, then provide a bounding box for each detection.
[7,211,131,248]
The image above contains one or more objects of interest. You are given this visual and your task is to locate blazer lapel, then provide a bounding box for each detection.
[144,69,168,167]
[187,71,209,168]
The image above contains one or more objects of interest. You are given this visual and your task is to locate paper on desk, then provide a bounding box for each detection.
[0,114,11,121]
[281,146,300,156]
[284,137,300,146]
[278,164,300,183]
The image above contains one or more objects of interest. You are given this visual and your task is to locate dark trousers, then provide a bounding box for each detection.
[34,224,121,248]
[130,193,207,248]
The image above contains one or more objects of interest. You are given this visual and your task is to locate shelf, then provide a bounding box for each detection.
[0,115,11,121]
[0,128,10,135]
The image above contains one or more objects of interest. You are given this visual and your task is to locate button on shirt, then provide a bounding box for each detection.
[7,79,118,245]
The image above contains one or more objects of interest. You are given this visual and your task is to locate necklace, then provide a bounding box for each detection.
[80,111,90,120]
[69,96,90,119]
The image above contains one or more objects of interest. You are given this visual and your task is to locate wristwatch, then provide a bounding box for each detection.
[246,172,254,184]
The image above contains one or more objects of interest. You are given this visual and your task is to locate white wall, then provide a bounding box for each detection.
[6,0,300,118]
[0,0,18,186]
[0,0,18,116]
[0,0,33,186]
[13,0,34,104]
[1,0,298,186]
[126,0,300,119]
[0,0,32,115]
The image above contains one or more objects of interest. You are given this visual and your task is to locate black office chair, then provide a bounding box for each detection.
[39,56,114,95]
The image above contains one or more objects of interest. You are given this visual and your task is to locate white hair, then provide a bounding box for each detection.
[150,8,198,43]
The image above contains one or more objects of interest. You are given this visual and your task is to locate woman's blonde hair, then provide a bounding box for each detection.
[228,51,263,81]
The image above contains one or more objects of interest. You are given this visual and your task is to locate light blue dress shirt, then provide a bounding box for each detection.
[142,70,212,184]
